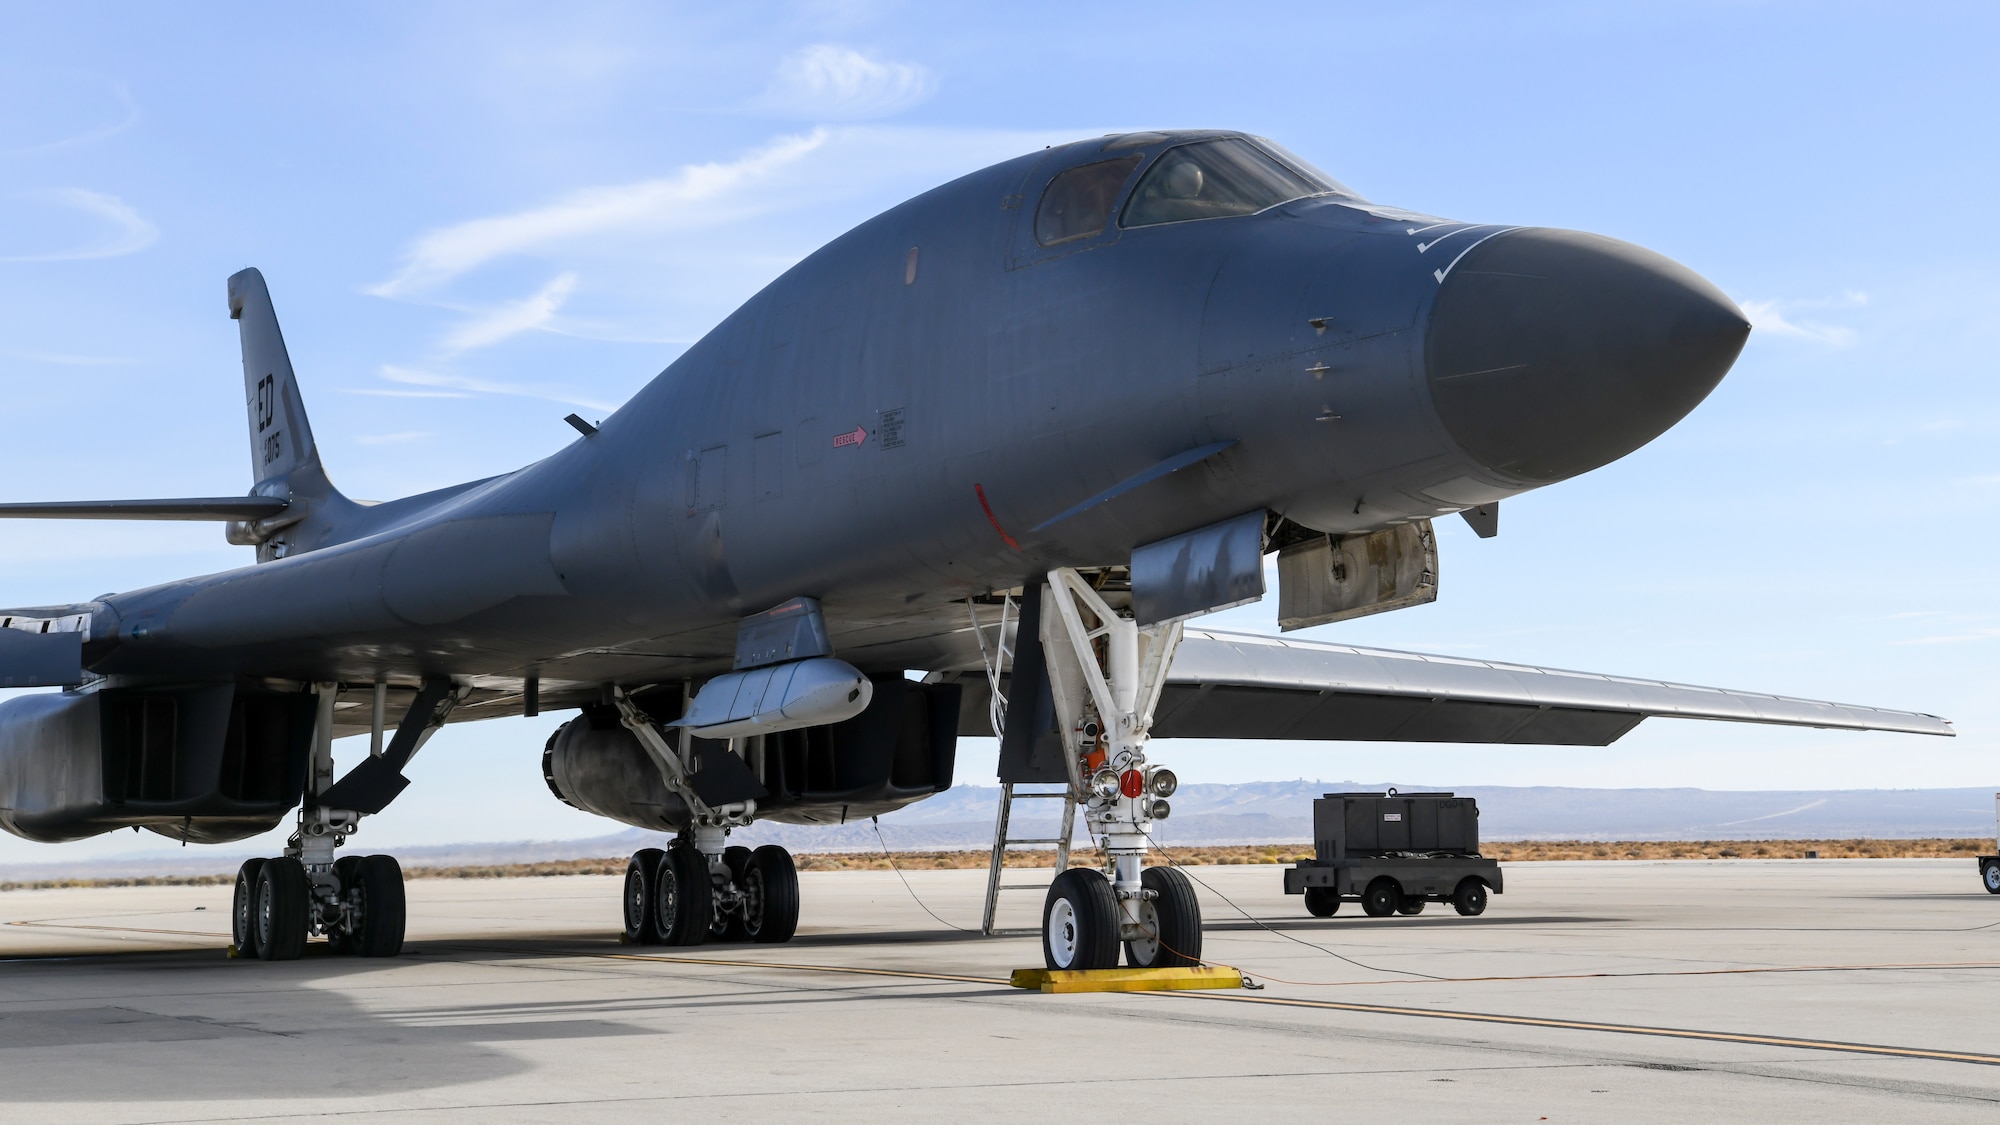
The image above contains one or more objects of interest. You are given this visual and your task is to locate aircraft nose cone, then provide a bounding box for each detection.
[1423,228,1751,483]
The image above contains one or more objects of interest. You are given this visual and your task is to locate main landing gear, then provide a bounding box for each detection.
[606,689,800,946]
[229,679,461,962]
[622,833,800,946]
[1035,568,1201,971]
[230,845,407,961]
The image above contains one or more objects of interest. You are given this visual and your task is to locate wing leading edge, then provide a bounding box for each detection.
[1145,629,1953,746]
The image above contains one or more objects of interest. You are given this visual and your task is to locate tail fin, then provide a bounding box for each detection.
[226,268,351,560]
[228,268,320,488]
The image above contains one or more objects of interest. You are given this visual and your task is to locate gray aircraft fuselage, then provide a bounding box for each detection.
[76,130,1746,703]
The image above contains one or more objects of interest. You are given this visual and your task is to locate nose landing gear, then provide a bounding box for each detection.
[1036,568,1200,971]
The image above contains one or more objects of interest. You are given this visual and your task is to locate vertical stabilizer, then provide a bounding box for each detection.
[225,268,349,561]
[228,268,320,489]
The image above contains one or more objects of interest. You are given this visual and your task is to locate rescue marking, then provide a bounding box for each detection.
[833,425,868,449]
[973,483,1021,551]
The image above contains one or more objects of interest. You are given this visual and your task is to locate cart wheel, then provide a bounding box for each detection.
[1982,859,2000,895]
[1452,878,1489,916]
[1396,896,1426,916]
[1362,877,1401,917]
[1303,887,1340,917]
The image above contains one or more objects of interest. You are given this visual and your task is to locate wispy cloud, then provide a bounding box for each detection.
[0,73,138,157]
[1895,629,2000,646]
[760,45,934,119]
[355,432,430,445]
[367,132,829,298]
[339,387,471,400]
[379,364,619,413]
[2,349,134,366]
[1,189,158,262]
[440,272,578,353]
[1738,291,1867,347]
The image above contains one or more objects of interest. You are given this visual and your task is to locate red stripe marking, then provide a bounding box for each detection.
[973,483,1021,551]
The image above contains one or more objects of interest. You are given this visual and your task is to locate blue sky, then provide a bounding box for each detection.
[1,3,1995,859]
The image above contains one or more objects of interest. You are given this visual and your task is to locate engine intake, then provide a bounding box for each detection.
[0,685,313,843]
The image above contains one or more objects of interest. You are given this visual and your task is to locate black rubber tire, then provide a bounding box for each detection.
[1042,867,1119,971]
[1983,860,2000,895]
[1361,877,1401,918]
[328,855,364,955]
[744,845,800,944]
[231,858,266,959]
[623,848,665,945]
[1125,866,1202,968]
[656,845,714,946]
[1452,878,1489,917]
[711,846,755,942]
[1397,896,1427,916]
[255,857,310,961]
[1303,886,1340,918]
[355,855,406,957]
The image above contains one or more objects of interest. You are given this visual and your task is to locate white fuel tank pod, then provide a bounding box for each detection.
[668,657,872,739]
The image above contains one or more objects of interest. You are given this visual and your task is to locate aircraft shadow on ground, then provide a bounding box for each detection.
[0,945,648,1103]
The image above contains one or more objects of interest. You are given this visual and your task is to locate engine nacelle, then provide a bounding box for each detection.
[0,686,313,843]
[543,676,961,831]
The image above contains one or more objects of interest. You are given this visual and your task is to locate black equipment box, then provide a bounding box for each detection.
[1283,791,1503,917]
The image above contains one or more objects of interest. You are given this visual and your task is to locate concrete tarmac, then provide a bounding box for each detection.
[0,858,1996,1122]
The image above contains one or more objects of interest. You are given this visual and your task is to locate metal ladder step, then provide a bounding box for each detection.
[982,780,1077,935]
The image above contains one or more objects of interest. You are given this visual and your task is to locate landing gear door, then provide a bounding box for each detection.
[1276,521,1438,631]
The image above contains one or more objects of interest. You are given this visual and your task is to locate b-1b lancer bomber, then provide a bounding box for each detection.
[0,131,1952,968]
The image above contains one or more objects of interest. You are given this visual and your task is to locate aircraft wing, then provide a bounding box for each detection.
[1141,628,1953,745]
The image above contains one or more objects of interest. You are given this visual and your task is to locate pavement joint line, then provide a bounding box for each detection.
[1252,960,2000,987]
[1161,991,2000,1067]
[6,919,220,939]
[546,946,2000,1068]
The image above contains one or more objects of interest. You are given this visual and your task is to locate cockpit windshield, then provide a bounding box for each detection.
[1122,138,1351,228]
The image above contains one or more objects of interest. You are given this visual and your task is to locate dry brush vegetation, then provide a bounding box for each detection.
[3,838,1992,891]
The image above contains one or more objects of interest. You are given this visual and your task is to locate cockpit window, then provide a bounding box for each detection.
[1034,156,1142,246]
[1122,138,1344,228]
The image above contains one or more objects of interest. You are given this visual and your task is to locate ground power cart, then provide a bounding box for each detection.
[1284,791,1502,917]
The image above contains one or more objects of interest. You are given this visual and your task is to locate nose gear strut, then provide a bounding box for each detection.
[1035,568,1201,970]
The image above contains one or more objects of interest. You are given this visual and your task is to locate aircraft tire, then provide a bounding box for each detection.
[355,855,406,957]
[1361,877,1401,918]
[231,858,267,959]
[1397,896,1427,916]
[1124,865,1201,969]
[255,857,310,961]
[656,845,713,946]
[1303,887,1340,918]
[711,846,755,942]
[1042,867,1119,971]
[328,855,364,955]
[623,848,665,944]
[1452,878,1489,917]
[745,845,799,944]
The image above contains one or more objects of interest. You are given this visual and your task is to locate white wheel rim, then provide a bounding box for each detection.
[1128,901,1160,965]
[1987,866,2000,891]
[1047,897,1080,967]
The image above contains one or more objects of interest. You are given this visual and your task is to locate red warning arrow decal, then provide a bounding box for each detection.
[833,425,868,449]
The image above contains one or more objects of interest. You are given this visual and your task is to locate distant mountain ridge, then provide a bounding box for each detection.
[4,781,1994,881]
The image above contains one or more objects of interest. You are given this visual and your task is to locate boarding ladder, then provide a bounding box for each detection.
[980,784,1077,935]
[966,593,1080,934]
